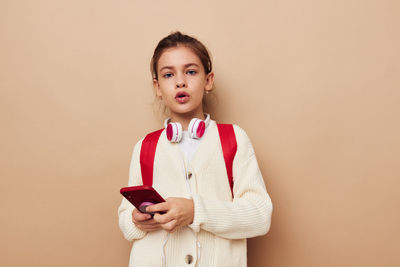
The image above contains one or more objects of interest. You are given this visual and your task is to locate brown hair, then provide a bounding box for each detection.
[150,31,212,80]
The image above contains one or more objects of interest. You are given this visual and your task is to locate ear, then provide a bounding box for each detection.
[204,72,214,92]
[153,79,162,97]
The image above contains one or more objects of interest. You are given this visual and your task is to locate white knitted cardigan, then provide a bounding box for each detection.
[118,120,273,267]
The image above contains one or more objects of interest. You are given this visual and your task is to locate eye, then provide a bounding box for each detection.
[163,73,173,78]
[186,70,197,75]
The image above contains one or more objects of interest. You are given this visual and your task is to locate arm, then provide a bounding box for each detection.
[189,126,273,239]
[117,139,149,241]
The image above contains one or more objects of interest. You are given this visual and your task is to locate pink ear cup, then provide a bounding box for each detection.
[189,119,206,139]
[166,124,173,141]
[196,121,206,138]
[166,122,182,142]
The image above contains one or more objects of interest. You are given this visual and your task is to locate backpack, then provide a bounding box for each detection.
[139,124,237,197]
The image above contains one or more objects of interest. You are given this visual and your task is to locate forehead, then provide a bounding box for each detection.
[157,46,202,69]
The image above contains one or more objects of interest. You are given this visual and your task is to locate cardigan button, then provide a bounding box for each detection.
[185,254,193,264]
[187,171,192,179]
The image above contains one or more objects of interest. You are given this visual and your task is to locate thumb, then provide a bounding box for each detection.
[146,202,169,213]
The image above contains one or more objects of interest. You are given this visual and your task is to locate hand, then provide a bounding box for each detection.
[146,197,194,233]
[132,208,162,232]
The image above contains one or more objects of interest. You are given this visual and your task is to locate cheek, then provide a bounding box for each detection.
[158,80,174,93]
[191,76,207,89]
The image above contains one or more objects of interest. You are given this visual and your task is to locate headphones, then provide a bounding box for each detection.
[164,114,210,143]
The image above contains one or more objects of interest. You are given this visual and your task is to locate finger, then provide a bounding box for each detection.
[153,211,175,224]
[133,219,161,230]
[144,226,162,232]
[146,202,169,213]
[136,223,162,232]
[132,211,152,222]
[135,219,160,226]
[132,209,152,222]
[161,219,178,232]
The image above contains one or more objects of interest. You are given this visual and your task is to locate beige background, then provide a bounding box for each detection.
[1,0,399,266]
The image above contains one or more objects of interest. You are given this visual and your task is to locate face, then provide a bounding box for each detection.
[153,45,214,120]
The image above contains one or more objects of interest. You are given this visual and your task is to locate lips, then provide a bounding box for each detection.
[175,91,190,103]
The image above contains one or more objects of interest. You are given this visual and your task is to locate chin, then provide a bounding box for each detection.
[171,107,200,117]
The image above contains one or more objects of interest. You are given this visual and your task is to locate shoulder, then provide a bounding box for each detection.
[232,124,255,158]
[215,122,252,144]
[130,137,144,160]
[217,123,253,145]
[232,124,251,142]
[216,123,255,160]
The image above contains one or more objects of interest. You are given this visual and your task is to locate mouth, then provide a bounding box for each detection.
[175,91,190,103]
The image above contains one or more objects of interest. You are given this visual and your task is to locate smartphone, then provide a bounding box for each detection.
[120,185,165,214]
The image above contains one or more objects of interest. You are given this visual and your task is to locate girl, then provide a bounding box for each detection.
[118,31,273,267]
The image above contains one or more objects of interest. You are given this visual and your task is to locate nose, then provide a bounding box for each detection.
[176,81,186,88]
[176,74,186,88]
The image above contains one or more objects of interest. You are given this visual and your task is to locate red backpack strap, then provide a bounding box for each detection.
[140,129,163,186]
[217,124,237,197]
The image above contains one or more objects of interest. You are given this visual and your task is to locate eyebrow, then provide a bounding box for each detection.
[159,63,200,72]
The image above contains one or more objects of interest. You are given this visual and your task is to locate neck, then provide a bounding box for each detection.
[170,110,205,130]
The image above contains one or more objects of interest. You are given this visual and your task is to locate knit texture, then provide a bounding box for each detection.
[118,121,273,267]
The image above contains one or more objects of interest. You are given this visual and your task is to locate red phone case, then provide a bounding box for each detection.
[120,185,165,213]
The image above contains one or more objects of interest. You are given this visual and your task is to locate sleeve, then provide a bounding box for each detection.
[188,125,273,239]
[117,138,147,241]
